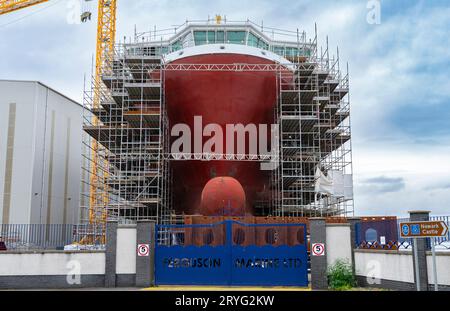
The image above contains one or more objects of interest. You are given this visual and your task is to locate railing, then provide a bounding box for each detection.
[119,19,314,62]
[134,19,307,44]
[355,215,450,251]
[429,216,450,250]
[0,224,105,251]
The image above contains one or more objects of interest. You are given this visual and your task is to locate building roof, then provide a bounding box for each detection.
[0,79,83,109]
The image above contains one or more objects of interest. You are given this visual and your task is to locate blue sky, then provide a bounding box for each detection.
[1,0,449,216]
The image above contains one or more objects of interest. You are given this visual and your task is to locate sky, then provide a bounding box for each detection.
[0,0,449,217]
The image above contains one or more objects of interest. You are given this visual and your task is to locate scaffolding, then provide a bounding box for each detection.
[81,47,172,224]
[271,31,353,217]
[81,19,353,224]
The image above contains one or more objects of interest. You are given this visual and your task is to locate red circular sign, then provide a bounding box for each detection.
[137,244,150,256]
[312,243,325,256]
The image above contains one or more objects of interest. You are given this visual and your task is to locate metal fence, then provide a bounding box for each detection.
[355,215,450,250]
[429,216,450,249]
[0,224,105,251]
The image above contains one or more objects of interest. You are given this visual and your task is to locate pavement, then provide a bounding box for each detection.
[143,285,311,291]
[0,285,311,291]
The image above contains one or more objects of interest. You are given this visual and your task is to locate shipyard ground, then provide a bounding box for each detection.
[0,286,310,291]
[0,286,390,291]
[144,285,311,291]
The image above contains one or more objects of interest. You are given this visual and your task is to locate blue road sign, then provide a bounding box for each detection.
[411,224,420,235]
[401,224,409,236]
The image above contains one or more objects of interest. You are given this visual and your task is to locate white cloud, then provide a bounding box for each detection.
[354,142,450,216]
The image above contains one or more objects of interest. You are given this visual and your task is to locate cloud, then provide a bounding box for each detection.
[424,183,450,191]
[353,141,450,216]
[360,176,405,194]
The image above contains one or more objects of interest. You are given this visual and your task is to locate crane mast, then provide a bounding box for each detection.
[89,0,116,224]
[0,0,117,225]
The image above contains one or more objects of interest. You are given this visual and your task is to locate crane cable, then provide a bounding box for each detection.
[0,0,64,28]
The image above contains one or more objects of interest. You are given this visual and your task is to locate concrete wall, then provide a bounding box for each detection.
[0,80,83,225]
[0,225,139,289]
[355,249,414,284]
[326,223,352,267]
[426,251,450,286]
[0,251,105,289]
[115,225,137,285]
[0,222,149,289]
[355,249,450,290]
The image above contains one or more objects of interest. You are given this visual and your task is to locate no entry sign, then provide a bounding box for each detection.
[137,244,150,256]
[400,221,448,238]
[311,243,325,256]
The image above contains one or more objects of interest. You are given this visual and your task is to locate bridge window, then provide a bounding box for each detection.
[286,47,299,58]
[170,39,182,52]
[271,46,304,58]
[194,31,218,45]
[247,32,259,47]
[160,46,169,55]
[208,31,215,43]
[248,32,268,50]
[272,46,285,57]
[259,40,269,50]
[227,31,246,44]
[216,31,225,43]
[194,31,207,45]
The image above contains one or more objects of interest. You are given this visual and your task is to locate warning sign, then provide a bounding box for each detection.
[137,244,150,257]
[311,243,325,256]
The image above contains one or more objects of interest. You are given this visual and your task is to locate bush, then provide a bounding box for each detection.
[327,259,356,290]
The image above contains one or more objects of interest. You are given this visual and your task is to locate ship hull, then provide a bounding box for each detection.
[165,53,283,215]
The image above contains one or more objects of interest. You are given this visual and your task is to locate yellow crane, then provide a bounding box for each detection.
[0,0,117,226]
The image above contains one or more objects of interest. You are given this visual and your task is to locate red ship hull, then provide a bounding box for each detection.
[165,53,283,215]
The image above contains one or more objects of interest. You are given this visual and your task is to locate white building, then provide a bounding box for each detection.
[0,80,83,224]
